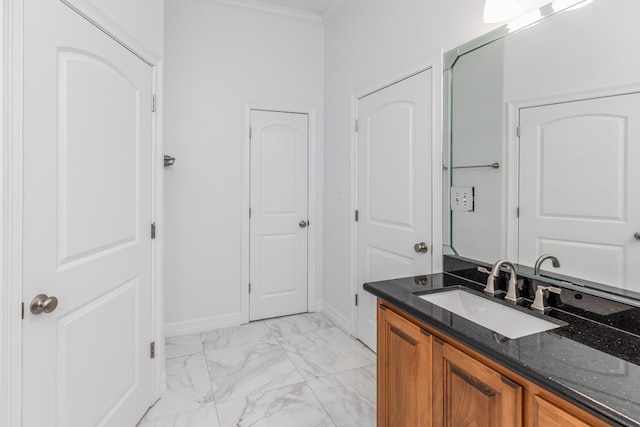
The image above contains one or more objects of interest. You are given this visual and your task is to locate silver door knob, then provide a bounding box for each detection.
[30,294,58,315]
[414,242,428,253]
[635,232,640,240]
[299,220,308,228]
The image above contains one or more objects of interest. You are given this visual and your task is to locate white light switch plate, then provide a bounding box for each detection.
[450,186,474,211]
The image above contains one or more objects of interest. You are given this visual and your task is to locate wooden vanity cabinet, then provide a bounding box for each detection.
[377,304,433,427]
[433,339,523,427]
[377,301,612,427]
[527,387,610,427]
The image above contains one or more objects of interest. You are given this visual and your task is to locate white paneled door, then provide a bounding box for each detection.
[356,70,433,351]
[22,1,154,426]
[250,110,309,321]
[519,93,640,290]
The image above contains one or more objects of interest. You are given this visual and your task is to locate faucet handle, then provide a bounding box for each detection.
[547,286,562,294]
[531,285,562,311]
[477,266,491,275]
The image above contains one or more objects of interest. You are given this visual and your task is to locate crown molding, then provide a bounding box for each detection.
[199,0,324,23]
[322,0,349,21]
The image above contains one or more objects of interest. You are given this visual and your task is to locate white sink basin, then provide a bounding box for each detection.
[419,288,563,339]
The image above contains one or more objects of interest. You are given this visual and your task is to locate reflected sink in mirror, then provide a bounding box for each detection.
[419,288,563,339]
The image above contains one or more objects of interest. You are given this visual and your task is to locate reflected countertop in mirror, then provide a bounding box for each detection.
[444,0,640,298]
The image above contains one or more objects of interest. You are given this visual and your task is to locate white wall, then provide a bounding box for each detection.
[89,0,164,56]
[164,0,324,329]
[322,0,496,325]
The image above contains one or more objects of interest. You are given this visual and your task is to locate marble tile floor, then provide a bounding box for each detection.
[138,312,377,427]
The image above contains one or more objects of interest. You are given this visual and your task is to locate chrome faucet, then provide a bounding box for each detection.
[534,254,561,276]
[485,259,519,302]
[531,285,562,311]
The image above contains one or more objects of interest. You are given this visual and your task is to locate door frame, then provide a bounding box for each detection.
[505,83,640,263]
[350,53,444,336]
[0,2,165,425]
[241,103,319,324]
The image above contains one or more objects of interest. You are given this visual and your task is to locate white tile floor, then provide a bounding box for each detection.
[138,313,377,427]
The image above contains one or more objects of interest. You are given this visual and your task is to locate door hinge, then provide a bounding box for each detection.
[516,126,521,137]
[516,207,520,218]
[249,208,251,218]
[355,119,359,132]
[249,127,252,139]
[21,302,24,319]
[152,94,157,112]
[355,294,358,306]
[151,222,156,239]
[355,210,359,222]
[249,283,252,294]
[150,341,156,359]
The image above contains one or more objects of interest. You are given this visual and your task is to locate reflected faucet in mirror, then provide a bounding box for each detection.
[534,254,561,276]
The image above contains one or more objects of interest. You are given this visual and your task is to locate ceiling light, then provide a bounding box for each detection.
[483,0,549,23]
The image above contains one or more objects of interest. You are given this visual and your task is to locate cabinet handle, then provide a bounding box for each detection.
[390,325,419,345]
[451,365,496,397]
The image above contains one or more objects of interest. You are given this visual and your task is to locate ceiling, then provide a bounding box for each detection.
[248,0,339,15]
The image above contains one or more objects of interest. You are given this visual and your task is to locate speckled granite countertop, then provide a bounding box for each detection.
[364,266,640,427]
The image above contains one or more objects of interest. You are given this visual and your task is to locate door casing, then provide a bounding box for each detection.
[241,103,319,324]
[0,2,165,425]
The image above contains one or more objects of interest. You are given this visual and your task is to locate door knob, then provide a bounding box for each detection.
[299,220,308,228]
[414,242,428,253]
[30,294,59,315]
[635,232,640,240]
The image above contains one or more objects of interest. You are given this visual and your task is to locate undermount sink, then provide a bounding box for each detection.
[418,288,563,339]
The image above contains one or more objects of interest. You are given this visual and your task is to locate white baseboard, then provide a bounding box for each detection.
[164,312,243,337]
[317,300,352,334]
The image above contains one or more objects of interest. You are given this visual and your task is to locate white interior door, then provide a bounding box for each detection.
[519,92,640,290]
[22,2,154,426]
[356,70,433,351]
[250,110,309,321]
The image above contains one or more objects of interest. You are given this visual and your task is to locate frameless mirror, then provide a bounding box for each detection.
[444,0,640,298]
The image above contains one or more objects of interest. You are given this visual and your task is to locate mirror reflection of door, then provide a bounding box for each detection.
[518,92,640,290]
[356,70,433,351]
[249,110,309,321]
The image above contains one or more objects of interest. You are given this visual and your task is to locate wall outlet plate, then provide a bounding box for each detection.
[450,186,475,212]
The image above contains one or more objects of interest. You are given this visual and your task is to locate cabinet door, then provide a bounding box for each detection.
[377,304,433,427]
[434,341,523,427]
[530,393,612,427]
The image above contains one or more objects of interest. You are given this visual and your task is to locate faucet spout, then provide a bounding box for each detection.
[534,254,561,276]
[485,260,518,301]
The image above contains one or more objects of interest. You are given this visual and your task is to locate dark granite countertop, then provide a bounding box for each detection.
[364,269,640,427]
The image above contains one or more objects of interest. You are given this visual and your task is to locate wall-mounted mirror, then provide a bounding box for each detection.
[444,0,640,298]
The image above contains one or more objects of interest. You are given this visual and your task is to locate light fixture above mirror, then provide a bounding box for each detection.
[483,0,551,23]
